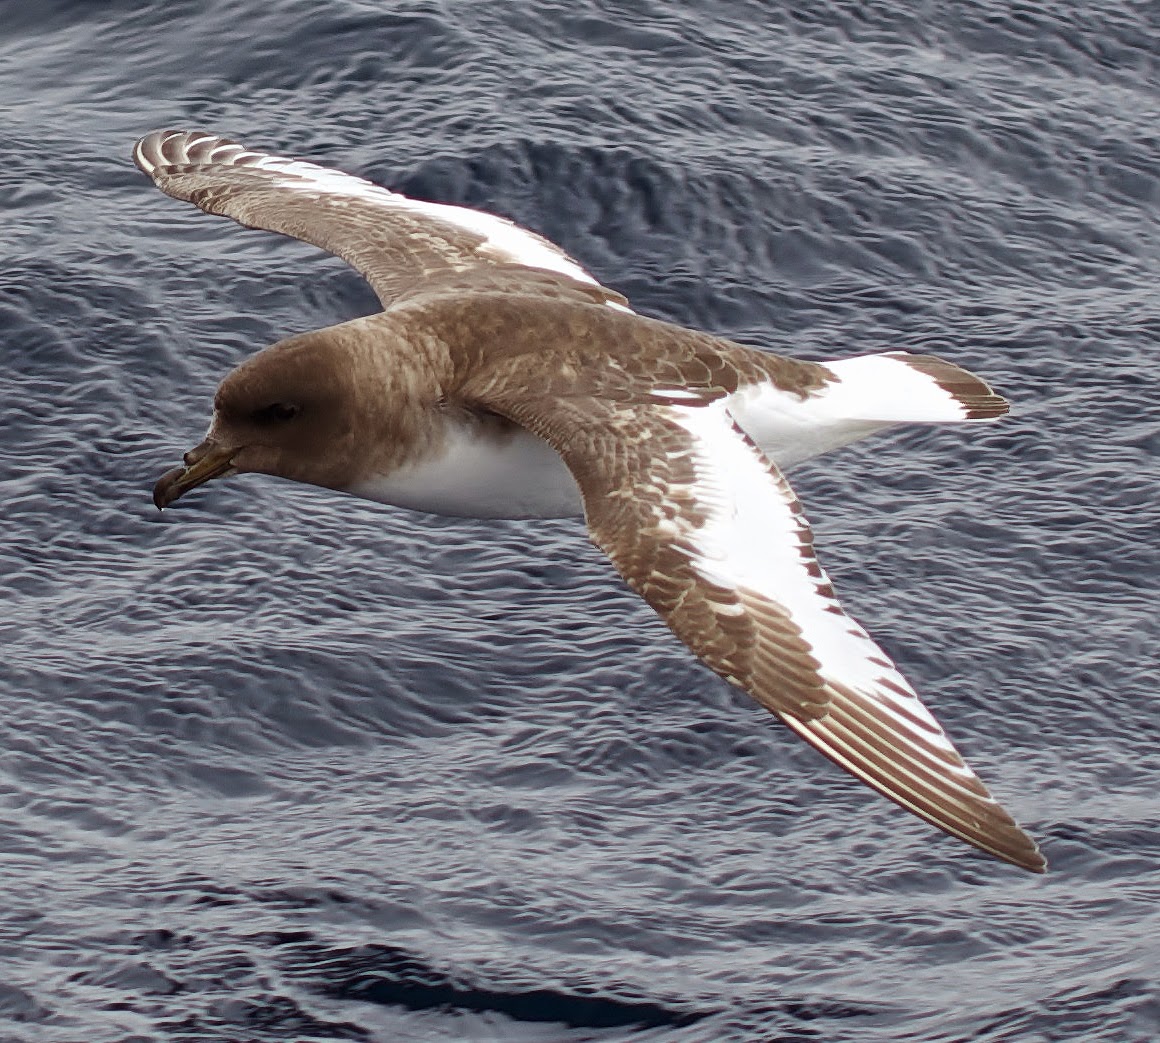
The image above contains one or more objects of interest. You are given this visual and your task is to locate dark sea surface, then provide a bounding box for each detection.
[2,1,1159,1039]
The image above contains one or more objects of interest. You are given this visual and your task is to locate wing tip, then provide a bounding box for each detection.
[132,129,242,178]
[1020,846,1049,874]
[969,816,1046,874]
[776,687,1046,873]
[983,840,1047,874]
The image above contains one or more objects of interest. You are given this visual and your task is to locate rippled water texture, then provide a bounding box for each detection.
[2,1,1159,1039]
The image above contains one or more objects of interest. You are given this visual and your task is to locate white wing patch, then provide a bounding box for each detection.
[667,400,958,756]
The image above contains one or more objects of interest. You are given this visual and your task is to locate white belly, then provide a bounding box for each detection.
[347,422,583,519]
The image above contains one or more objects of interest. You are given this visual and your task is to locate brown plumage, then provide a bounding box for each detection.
[138,129,1043,873]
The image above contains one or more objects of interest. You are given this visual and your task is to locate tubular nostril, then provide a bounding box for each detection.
[181,441,215,468]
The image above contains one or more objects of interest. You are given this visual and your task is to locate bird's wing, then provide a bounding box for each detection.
[132,129,628,312]
[470,374,1044,872]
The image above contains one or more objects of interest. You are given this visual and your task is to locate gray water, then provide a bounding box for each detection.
[2,1,1159,1039]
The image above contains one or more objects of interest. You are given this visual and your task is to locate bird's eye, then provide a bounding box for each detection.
[251,402,300,423]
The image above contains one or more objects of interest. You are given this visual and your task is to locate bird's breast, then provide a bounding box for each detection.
[344,415,582,519]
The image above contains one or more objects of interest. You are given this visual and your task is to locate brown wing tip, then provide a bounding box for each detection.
[893,353,1010,420]
[888,778,1046,874]
[974,820,1046,873]
[893,785,1046,874]
[777,685,1046,873]
[1019,845,1049,873]
[133,129,243,178]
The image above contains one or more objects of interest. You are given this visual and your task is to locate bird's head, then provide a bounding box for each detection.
[153,330,370,509]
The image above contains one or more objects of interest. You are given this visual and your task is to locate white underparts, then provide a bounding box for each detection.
[347,420,583,519]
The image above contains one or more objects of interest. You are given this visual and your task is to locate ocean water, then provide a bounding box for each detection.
[2,1,1159,1039]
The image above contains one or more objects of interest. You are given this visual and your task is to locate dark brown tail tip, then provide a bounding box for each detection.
[896,353,1009,420]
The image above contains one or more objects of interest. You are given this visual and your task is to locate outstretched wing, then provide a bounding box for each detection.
[132,129,628,312]
[474,380,1044,872]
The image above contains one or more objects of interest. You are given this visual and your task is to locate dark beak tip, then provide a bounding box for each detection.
[151,446,238,511]
[152,465,187,511]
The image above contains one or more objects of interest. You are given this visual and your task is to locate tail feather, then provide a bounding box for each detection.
[883,353,1009,420]
[821,351,1009,424]
[731,351,1008,469]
